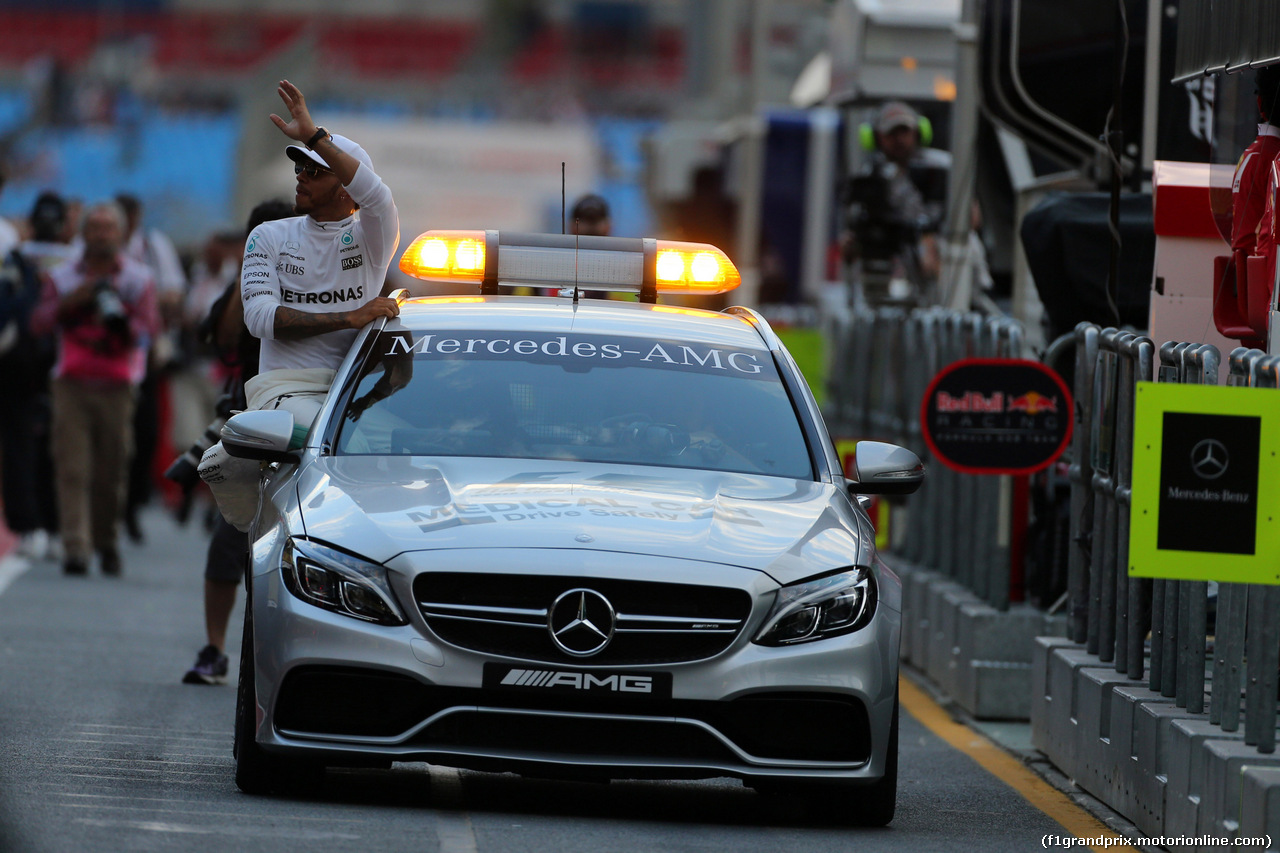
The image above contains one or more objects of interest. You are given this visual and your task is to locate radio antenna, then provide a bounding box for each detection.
[561,162,566,235]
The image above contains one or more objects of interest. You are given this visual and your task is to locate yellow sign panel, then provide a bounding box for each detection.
[1130,382,1280,583]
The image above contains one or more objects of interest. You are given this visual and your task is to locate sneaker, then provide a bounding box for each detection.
[17,530,49,560]
[99,550,121,577]
[63,558,88,576]
[182,645,228,685]
[124,512,144,544]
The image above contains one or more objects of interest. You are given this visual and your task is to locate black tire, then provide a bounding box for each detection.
[233,600,323,795]
[849,695,898,827]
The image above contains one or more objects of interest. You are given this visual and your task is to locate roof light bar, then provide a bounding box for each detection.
[398,230,739,299]
[399,230,488,285]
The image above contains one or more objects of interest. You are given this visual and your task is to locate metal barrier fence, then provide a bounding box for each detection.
[826,306,1025,609]
[1068,324,1280,754]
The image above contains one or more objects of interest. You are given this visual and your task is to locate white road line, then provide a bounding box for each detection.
[58,774,209,785]
[80,724,228,735]
[0,553,31,598]
[52,765,162,774]
[72,731,229,741]
[74,819,216,836]
[48,753,220,758]
[49,757,223,766]
[57,803,369,823]
[51,765,227,777]
[72,819,361,841]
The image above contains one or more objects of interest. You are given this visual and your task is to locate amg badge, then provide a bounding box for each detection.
[483,664,672,698]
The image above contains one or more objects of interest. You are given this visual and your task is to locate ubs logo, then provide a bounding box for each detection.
[1190,438,1229,480]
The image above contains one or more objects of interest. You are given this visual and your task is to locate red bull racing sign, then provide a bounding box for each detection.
[921,358,1073,475]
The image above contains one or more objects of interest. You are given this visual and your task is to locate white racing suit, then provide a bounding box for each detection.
[196,150,399,531]
[197,368,334,531]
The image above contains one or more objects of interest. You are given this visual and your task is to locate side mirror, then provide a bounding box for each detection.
[847,441,924,496]
[221,410,300,464]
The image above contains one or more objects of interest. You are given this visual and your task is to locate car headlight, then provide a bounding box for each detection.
[281,538,407,626]
[753,568,876,646]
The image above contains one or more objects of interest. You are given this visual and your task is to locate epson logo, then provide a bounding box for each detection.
[499,669,653,693]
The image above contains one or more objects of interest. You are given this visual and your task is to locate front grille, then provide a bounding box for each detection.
[414,572,752,665]
[273,665,871,764]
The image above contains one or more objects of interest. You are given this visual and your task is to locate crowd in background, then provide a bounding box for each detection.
[0,172,264,571]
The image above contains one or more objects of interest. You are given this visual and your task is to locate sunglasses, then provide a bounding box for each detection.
[294,161,334,178]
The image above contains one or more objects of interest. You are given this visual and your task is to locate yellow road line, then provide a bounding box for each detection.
[899,674,1124,853]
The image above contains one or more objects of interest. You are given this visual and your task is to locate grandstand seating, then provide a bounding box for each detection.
[511,24,683,88]
[0,10,681,87]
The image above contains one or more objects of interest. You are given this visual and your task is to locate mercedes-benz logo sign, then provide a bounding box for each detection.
[548,588,615,657]
[1190,438,1229,480]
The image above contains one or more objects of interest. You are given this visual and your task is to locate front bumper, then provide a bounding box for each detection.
[249,557,901,783]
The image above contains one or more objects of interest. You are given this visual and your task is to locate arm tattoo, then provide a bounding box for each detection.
[314,135,341,161]
[273,306,352,340]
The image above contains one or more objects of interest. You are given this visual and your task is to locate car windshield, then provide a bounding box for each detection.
[333,328,814,479]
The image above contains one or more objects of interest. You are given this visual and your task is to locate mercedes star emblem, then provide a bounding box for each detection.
[548,588,616,657]
[1190,438,1229,481]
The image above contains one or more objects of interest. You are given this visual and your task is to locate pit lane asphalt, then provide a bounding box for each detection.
[0,506,1117,853]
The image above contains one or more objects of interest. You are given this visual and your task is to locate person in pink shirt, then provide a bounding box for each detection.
[30,201,159,576]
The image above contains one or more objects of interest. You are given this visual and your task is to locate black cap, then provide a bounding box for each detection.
[1258,64,1280,122]
[571,193,609,224]
[30,191,66,242]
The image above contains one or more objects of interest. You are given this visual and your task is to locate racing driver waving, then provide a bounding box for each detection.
[199,79,401,530]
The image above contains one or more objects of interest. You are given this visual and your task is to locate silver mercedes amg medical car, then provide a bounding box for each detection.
[223,231,923,825]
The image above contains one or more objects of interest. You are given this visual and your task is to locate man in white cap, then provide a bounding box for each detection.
[873,101,923,171]
[872,101,950,246]
[843,101,950,300]
[198,79,401,530]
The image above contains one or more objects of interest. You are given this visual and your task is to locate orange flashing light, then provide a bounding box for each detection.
[400,230,487,283]
[653,240,740,294]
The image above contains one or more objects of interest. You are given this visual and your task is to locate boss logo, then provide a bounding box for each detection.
[341,254,364,271]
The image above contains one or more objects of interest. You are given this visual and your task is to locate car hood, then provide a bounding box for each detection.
[292,456,869,583]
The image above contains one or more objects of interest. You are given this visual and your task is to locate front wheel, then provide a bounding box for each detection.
[849,695,898,826]
[233,601,323,795]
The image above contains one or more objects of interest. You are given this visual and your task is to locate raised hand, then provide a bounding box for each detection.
[268,79,316,143]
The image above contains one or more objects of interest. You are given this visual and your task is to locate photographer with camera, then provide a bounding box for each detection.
[29,201,159,576]
[841,101,950,306]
